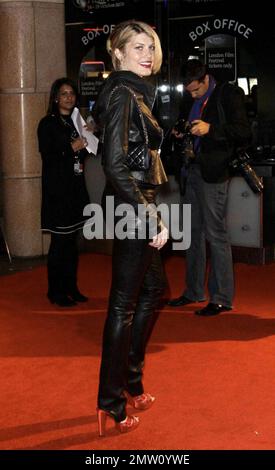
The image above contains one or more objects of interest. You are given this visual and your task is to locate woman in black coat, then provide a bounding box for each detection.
[37,78,90,307]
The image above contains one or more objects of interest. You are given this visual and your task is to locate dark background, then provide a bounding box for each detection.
[65,0,275,153]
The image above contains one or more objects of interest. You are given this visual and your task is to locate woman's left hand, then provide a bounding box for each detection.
[84,122,96,132]
[71,136,88,152]
[149,227,169,250]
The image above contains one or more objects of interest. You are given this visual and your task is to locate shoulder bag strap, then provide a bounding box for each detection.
[102,84,149,146]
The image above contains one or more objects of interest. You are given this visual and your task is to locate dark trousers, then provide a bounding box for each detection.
[98,237,165,422]
[47,232,78,297]
[183,165,234,306]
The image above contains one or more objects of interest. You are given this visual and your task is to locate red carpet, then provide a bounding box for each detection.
[1,253,275,450]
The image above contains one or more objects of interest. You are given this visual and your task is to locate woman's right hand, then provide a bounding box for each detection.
[149,226,169,250]
[71,136,88,152]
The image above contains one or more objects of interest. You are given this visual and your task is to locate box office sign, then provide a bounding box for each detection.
[205,34,236,82]
[189,18,253,42]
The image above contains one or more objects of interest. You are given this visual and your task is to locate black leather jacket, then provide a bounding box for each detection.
[93,71,167,232]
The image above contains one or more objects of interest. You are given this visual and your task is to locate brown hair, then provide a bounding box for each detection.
[107,20,162,74]
[182,59,208,86]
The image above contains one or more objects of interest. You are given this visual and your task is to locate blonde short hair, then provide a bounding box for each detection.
[107,20,162,74]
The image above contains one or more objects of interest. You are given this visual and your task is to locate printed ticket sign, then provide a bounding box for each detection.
[205,34,237,82]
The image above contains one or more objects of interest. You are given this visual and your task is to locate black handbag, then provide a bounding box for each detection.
[127,142,150,171]
[104,85,151,171]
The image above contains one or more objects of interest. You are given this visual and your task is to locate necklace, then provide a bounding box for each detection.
[60,115,79,140]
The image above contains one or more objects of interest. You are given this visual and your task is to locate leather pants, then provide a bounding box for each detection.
[98,190,166,422]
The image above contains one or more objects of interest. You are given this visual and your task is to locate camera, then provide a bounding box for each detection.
[230,148,263,194]
[174,118,192,135]
[173,119,195,163]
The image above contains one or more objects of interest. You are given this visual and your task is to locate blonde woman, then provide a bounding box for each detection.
[93,20,168,436]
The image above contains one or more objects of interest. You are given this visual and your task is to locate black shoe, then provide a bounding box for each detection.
[195,302,232,316]
[167,295,202,307]
[68,290,89,303]
[47,294,77,307]
[70,292,89,303]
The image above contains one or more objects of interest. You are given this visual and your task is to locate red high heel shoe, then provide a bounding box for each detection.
[126,392,155,410]
[97,409,139,437]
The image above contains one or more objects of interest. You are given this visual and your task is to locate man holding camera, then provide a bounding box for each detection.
[168,59,251,316]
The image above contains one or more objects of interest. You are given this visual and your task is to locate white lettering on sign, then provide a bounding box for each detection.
[189,18,253,41]
[82,24,115,46]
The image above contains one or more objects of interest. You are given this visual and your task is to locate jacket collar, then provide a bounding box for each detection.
[100,70,156,109]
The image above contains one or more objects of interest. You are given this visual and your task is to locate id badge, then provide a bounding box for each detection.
[74,161,83,175]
